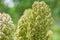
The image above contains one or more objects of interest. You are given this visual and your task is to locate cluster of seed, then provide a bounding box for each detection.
[14,9,32,40]
[14,1,53,40]
[30,1,53,40]
[0,13,14,40]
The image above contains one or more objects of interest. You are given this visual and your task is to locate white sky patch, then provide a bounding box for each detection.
[4,0,14,8]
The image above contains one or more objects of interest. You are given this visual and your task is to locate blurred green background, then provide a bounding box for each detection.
[0,0,60,40]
